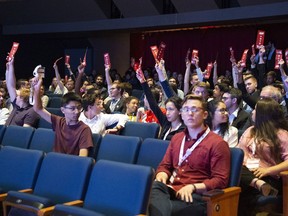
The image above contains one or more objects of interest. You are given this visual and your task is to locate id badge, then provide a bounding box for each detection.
[246,158,260,169]
[169,169,178,184]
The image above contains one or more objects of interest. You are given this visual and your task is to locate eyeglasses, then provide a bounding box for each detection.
[180,106,203,114]
[64,106,83,112]
[216,108,228,114]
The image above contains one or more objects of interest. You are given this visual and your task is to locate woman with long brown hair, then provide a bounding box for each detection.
[238,97,288,215]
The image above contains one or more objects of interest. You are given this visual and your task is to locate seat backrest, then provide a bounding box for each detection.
[120,122,160,140]
[88,133,102,158]
[84,160,154,216]
[34,152,94,203]
[47,97,62,108]
[1,125,35,149]
[136,138,169,170]
[0,125,6,144]
[228,148,244,187]
[96,134,141,164]
[29,128,55,153]
[37,108,64,129]
[0,146,44,192]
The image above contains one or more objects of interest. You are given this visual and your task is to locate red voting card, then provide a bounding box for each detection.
[240,49,249,67]
[204,63,213,79]
[156,42,166,62]
[285,49,288,65]
[6,42,20,62]
[274,49,282,70]
[191,49,199,64]
[65,55,70,64]
[256,30,265,49]
[134,57,142,72]
[104,53,111,66]
[150,46,158,61]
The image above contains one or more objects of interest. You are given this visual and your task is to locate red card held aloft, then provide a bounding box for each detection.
[65,55,70,64]
[275,49,282,70]
[104,53,111,66]
[204,62,213,79]
[6,42,20,62]
[240,49,249,67]
[256,30,265,49]
[191,49,199,64]
[150,46,158,61]
[156,42,166,62]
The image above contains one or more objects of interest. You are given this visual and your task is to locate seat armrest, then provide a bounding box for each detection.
[0,189,32,201]
[62,200,84,207]
[202,187,241,216]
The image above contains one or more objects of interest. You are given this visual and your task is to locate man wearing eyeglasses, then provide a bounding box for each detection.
[149,94,230,216]
[33,76,93,157]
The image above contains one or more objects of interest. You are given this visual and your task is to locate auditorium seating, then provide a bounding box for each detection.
[3,152,94,216]
[96,134,141,164]
[136,138,169,170]
[0,146,44,199]
[53,160,154,216]
[1,125,287,216]
[29,128,55,153]
[1,125,34,149]
[119,121,160,140]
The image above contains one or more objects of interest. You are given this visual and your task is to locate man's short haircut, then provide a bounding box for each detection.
[125,96,139,104]
[19,88,30,103]
[266,71,276,79]
[215,82,230,93]
[61,92,82,107]
[261,85,282,103]
[16,79,28,89]
[228,88,242,105]
[113,82,124,95]
[192,81,209,91]
[81,93,101,111]
[181,94,207,111]
[244,75,257,83]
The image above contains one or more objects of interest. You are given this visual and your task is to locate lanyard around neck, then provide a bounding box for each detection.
[178,127,210,166]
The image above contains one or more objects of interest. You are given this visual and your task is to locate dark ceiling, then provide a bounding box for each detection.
[0,0,288,35]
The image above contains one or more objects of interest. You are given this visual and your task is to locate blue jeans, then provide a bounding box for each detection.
[149,181,207,216]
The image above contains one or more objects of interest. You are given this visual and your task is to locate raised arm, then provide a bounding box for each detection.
[104,64,113,89]
[33,77,52,123]
[192,56,204,82]
[155,60,175,98]
[5,58,17,101]
[136,68,167,127]
[53,63,65,93]
[75,64,85,95]
[184,60,192,95]
[212,61,218,86]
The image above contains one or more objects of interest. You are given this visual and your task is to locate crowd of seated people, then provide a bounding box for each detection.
[1,40,288,215]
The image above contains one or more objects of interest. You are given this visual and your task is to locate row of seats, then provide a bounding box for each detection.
[0,125,168,170]
[35,112,160,141]
[0,144,246,216]
[0,146,154,216]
